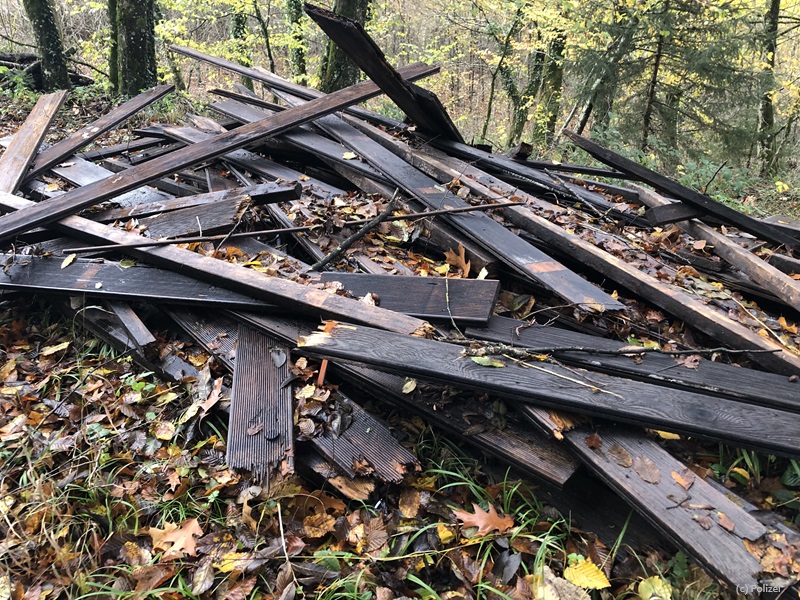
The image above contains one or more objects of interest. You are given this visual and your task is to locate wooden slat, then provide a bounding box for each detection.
[633,183,800,311]
[0,190,430,335]
[134,196,249,239]
[265,97,622,312]
[0,90,67,193]
[26,85,174,182]
[77,136,166,161]
[229,325,294,481]
[319,272,499,325]
[558,425,764,589]
[0,63,438,243]
[402,144,800,375]
[87,182,301,222]
[645,201,703,225]
[297,322,800,456]
[305,4,463,142]
[565,131,799,248]
[0,254,277,310]
[467,317,800,413]
[106,301,157,352]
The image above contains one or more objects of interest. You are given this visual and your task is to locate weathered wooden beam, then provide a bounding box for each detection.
[26,85,174,182]
[77,136,166,161]
[0,190,431,335]
[0,90,67,193]
[467,316,800,413]
[645,201,704,225]
[0,63,437,243]
[565,131,799,249]
[297,322,800,456]
[304,3,464,142]
[633,183,800,311]
[106,301,157,353]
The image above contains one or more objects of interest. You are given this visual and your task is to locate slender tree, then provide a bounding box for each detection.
[758,0,781,175]
[319,0,371,92]
[113,0,157,95]
[21,0,70,90]
[285,0,307,84]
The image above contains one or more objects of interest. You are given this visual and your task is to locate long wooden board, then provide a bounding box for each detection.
[319,272,499,325]
[0,91,67,193]
[297,322,800,456]
[0,63,438,243]
[565,131,799,249]
[467,316,800,413]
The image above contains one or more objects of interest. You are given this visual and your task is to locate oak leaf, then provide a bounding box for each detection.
[148,518,204,560]
[452,502,514,535]
[444,243,471,277]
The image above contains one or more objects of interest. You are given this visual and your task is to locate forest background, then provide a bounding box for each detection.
[1,0,800,214]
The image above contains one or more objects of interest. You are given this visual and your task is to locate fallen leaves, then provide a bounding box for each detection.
[563,556,610,589]
[633,455,661,484]
[608,444,633,468]
[671,469,695,491]
[444,243,471,277]
[147,518,204,560]
[452,503,514,535]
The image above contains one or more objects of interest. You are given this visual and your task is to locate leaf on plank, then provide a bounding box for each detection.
[633,455,660,484]
[470,356,505,367]
[671,469,695,491]
[608,443,633,468]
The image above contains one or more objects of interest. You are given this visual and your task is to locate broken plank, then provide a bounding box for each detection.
[77,136,166,161]
[297,322,800,456]
[26,85,174,182]
[0,90,68,193]
[105,301,157,353]
[633,183,800,311]
[0,62,438,243]
[565,131,799,249]
[229,325,294,481]
[133,195,249,240]
[467,316,800,413]
[86,182,301,222]
[305,3,463,142]
[645,201,704,226]
[319,272,499,325]
[267,97,623,312]
[0,190,431,335]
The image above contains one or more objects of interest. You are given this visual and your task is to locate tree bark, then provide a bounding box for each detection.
[758,0,780,175]
[108,0,118,93]
[115,0,157,96]
[319,0,370,92]
[640,29,665,151]
[285,0,307,84]
[21,0,70,90]
[535,32,565,144]
[231,10,254,90]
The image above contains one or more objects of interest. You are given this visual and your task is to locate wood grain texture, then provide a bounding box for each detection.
[0,90,67,193]
[467,317,800,412]
[320,272,499,325]
[105,301,157,351]
[297,323,800,456]
[77,136,166,161]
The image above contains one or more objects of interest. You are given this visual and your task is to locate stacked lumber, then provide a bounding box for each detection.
[2,4,800,593]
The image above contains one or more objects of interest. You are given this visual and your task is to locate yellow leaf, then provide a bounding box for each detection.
[61,254,76,269]
[434,263,450,275]
[402,378,417,394]
[651,429,681,440]
[638,576,673,600]
[778,316,798,334]
[563,558,610,589]
[730,467,751,482]
[476,267,488,280]
[342,151,358,160]
[437,523,456,544]
[213,551,250,573]
[40,341,70,356]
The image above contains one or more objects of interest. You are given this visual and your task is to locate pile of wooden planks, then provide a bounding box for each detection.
[2,4,800,593]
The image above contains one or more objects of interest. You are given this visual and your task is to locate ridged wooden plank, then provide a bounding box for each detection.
[228,325,294,481]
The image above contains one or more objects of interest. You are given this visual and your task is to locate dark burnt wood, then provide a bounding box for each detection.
[645,201,704,225]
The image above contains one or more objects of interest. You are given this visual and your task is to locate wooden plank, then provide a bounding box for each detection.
[229,325,294,481]
[402,144,800,375]
[134,195,249,239]
[0,190,431,335]
[633,183,800,311]
[297,322,800,456]
[105,301,157,353]
[236,312,580,487]
[169,45,419,129]
[77,136,166,161]
[86,182,301,222]
[26,85,174,182]
[319,272,499,325]
[467,316,800,413]
[0,63,439,243]
[0,253,278,310]
[645,201,704,225]
[98,157,202,198]
[0,90,67,193]
[305,4,463,142]
[558,425,765,589]
[565,131,799,248]
[268,98,623,312]
[297,448,375,501]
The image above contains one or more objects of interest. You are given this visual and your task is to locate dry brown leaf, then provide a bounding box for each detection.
[444,243,471,277]
[303,513,336,538]
[692,240,707,251]
[717,512,735,532]
[682,355,702,370]
[608,444,633,468]
[399,488,420,519]
[452,502,514,535]
[671,469,695,491]
[693,514,713,530]
[148,518,204,560]
[584,433,602,450]
[779,316,798,334]
[633,455,660,484]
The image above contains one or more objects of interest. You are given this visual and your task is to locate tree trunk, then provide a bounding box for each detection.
[252,0,276,73]
[108,0,118,93]
[640,30,665,151]
[535,32,565,144]
[319,0,370,92]
[231,10,254,90]
[285,0,307,84]
[758,0,780,175]
[21,0,70,90]
[115,0,157,96]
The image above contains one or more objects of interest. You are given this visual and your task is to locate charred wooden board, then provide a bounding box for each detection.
[565,131,799,249]
[236,311,580,487]
[77,137,166,161]
[305,4,463,142]
[0,191,430,335]
[297,322,800,456]
[105,301,156,353]
[229,325,294,481]
[134,195,249,240]
[645,202,704,225]
[26,86,174,182]
[319,272,499,325]
[0,254,276,311]
[467,316,800,413]
[559,424,765,590]
[0,63,438,243]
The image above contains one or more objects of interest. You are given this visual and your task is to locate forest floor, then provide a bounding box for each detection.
[1,88,799,600]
